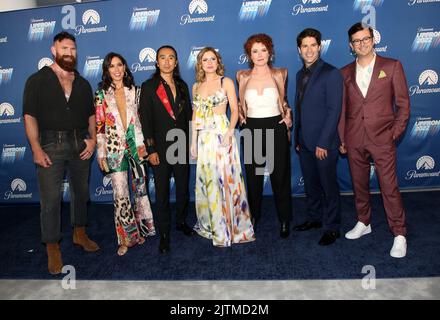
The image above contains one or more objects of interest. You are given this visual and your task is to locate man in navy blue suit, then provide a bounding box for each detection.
[293,28,343,246]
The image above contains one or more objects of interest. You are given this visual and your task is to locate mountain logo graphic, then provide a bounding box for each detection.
[103,175,112,187]
[373,29,381,45]
[416,156,435,170]
[189,0,208,14]
[82,9,101,25]
[11,178,26,192]
[139,48,157,63]
[0,103,14,117]
[418,70,438,86]
[38,57,53,70]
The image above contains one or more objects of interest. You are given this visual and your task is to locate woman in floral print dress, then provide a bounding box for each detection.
[95,52,155,256]
[190,47,255,247]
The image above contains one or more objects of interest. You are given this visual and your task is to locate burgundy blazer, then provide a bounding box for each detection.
[338,55,410,147]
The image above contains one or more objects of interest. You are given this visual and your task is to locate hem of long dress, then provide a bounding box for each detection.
[118,230,156,246]
[194,227,256,247]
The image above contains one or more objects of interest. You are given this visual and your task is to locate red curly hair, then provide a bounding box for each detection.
[244,33,274,67]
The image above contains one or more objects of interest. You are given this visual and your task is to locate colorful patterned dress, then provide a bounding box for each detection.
[95,86,155,247]
[193,85,255,247]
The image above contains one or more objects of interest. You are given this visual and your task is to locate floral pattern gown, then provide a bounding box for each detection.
[95,86,155,247]
[193,85,255,247]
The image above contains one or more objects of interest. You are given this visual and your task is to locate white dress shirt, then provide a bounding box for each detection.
[356,53,376,98]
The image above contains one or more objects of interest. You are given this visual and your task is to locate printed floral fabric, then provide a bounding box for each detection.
[95,86,155,246]
[193,88,255,247]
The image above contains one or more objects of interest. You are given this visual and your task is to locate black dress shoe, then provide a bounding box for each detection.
[293,221,323,231]
[176,222,195,237]
[318,230,340,246]
[280,222,290,238]
[159,233,170,253]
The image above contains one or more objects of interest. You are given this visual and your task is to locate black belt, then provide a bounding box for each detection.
[40,129,89,144]
[40,129,87,137]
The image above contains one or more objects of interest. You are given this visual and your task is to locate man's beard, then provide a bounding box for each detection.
[55,54,76,72]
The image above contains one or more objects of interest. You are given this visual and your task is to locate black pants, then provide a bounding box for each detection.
[242,116,292,223]
[37,130,90,243]
[152,159,189,236]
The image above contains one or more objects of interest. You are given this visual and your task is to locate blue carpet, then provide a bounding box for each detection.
[1,191,439,280]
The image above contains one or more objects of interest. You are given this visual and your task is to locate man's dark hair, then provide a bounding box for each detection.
[53,31,76,43]
[347,22,374,42]
[151,45,182,81]
[151,45,187,107]
[297,28,321,47]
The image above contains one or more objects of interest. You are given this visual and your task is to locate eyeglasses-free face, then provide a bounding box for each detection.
[298,36,321,68]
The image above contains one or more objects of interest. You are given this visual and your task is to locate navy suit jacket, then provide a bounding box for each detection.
[294,59,343,151]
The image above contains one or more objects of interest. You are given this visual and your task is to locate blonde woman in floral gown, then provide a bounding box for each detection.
[95,52,155,256]
[191,47,255,247]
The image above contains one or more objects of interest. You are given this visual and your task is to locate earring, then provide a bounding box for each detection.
[124,71,128,78]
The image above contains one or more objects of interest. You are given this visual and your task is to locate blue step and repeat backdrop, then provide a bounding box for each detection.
[0,0,439,204]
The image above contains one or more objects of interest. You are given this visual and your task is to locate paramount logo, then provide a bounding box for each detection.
[0,103,21,125]
[83,9,100,25]
[131,48,156,73]
[75,9,108,35]
[419,69,438,85]
[292,0,329,16]
[180,0,215,25]
[38,57,53,70]
[95,175,113,197]
[238,54,249,65]
[4,178,33,200]
[409,69,440,96]
[405,155,440,180]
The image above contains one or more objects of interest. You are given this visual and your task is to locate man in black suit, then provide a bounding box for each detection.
[139,45,194,253]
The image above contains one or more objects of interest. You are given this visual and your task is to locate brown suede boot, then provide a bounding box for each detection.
[46,243,63,275]
[73,227,100,252]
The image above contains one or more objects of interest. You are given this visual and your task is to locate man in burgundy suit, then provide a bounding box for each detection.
[338,22,410,258]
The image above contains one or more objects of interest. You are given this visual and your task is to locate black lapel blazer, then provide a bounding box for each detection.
[139,76,192,157]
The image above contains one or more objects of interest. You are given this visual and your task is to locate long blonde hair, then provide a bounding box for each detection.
[195,47,225,83]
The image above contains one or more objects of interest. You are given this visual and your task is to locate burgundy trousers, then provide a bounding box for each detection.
[347,133,406,236]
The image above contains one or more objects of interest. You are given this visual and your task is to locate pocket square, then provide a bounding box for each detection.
[378,70,387,79]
